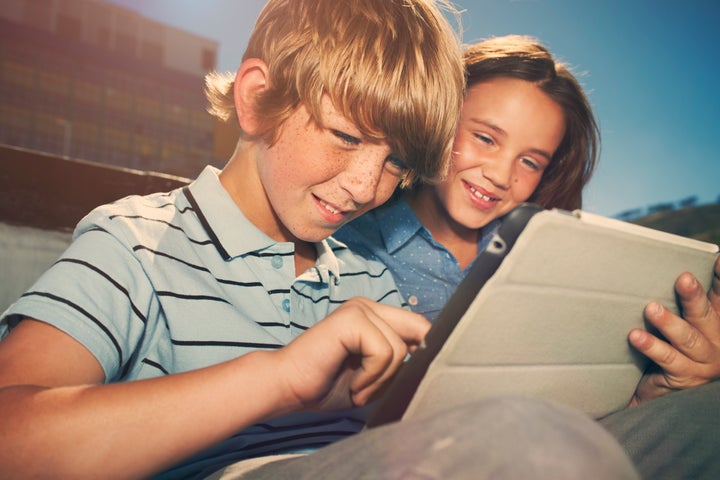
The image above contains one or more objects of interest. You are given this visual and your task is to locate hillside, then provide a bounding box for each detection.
[630,203,720,246]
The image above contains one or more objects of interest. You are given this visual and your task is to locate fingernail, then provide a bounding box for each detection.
[647,301,663,316]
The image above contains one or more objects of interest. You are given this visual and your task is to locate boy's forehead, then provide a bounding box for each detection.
[318,94,387,141]
[315,95,388,140]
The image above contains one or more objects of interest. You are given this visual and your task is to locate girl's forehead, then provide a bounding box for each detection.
[465,78,562,116]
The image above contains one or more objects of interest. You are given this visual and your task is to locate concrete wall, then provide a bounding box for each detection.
[0,145,189,314]
[0,223,72,313]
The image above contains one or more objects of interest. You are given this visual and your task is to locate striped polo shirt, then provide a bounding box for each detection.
[1,166,407,478]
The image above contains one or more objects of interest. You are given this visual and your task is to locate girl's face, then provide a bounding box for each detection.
[435,77,566,230]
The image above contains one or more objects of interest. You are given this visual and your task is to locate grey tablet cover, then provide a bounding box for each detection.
[367,204,719,427]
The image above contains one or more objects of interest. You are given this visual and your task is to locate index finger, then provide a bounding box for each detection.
[352,297,431,347]
[674,270,720,342]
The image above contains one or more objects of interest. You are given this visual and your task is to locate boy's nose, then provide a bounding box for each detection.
[339,156,384,205]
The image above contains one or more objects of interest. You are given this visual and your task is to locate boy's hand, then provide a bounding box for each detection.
[629,256,720,406]
[275,297,430,412]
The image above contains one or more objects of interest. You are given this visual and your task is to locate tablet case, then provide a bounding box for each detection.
[367,204,719,427]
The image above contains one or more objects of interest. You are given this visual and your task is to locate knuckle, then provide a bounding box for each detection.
[682,328,702,350]
[659,348,678,366]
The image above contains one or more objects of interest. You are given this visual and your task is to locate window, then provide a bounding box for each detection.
[57,14,82,41]
[115,33,137,58]
[141,41,163,63]
[23,0,53,31]
[201,48,216,72]
[97,27,111,49]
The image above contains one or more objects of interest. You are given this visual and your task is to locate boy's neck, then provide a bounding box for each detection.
[219,144,318,275]
[294,241,318,275]
[219,143,285,240]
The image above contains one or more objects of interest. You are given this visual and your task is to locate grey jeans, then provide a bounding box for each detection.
[600,379,720,480]
[213,396,639,480]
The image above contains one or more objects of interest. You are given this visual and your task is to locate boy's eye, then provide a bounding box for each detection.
[332,130,360,146]
[385,155,409,176]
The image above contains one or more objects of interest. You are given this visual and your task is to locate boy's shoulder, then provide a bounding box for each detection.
[103,189,183,214]
[75,188,186,237]
[72,166,223,244]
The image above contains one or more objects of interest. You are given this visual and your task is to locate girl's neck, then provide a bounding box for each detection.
[404,186,479,270]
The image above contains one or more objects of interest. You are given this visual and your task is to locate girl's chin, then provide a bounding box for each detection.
[460,205,503,225]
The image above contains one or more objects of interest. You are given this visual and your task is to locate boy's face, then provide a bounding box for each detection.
[256,95,407,243]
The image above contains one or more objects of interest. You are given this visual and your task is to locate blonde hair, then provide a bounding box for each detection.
[464,35,600,210]
[206,0,464,186]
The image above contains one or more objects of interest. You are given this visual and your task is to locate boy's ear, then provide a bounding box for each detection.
[233,58,269,136]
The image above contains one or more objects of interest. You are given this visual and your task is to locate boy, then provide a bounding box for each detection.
[0,0,466,478]
[0,1,666,479]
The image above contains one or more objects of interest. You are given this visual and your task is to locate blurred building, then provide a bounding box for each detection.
[0,0,229,178]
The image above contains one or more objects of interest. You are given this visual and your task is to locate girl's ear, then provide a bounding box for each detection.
[233,58,269,136]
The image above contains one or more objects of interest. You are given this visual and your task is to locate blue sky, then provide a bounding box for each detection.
[107,0,720,217]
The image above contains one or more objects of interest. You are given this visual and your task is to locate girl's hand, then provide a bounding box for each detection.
[629,256,720,406]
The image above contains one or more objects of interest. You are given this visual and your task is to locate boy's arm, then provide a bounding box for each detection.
[0,298,429,479]
[629,255,720,405]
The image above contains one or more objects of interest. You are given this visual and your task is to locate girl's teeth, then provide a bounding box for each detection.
[469,186,495,202]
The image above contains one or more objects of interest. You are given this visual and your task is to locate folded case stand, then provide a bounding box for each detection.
[367,204,719,427]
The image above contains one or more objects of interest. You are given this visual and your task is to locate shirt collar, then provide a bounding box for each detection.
[185,166,279,259]
[376,195,504,257]
[374,197,425,255]
[185,166,340,279]
[316,238,342,280]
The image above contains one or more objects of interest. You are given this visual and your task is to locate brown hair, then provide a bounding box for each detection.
[464,35,600,210]
[206,0,465,186]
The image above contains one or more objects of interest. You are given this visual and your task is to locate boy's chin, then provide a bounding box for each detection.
[294,227,340,244]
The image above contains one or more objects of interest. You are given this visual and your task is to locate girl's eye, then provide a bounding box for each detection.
[520,157,542,172]
[385,155,409,177]
[332,130,360,146]
[475,133,494,146]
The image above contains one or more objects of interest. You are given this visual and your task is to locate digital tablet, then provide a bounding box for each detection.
[366,204,719,427]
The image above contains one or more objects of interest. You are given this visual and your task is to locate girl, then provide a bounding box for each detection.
[336,35,720,480]
[337,34,599,321]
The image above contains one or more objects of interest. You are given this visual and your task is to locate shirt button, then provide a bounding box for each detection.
[282,298,291,312]
[271,255,283,269]
[408,295,418,306]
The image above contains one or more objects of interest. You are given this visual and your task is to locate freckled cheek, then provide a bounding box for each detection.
[311,152,345,182]
[374,177,400,205]
[275,148,337,186]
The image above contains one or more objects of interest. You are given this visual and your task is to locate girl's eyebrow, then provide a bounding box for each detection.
[528,148,554,163]
[468,117,505,136]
